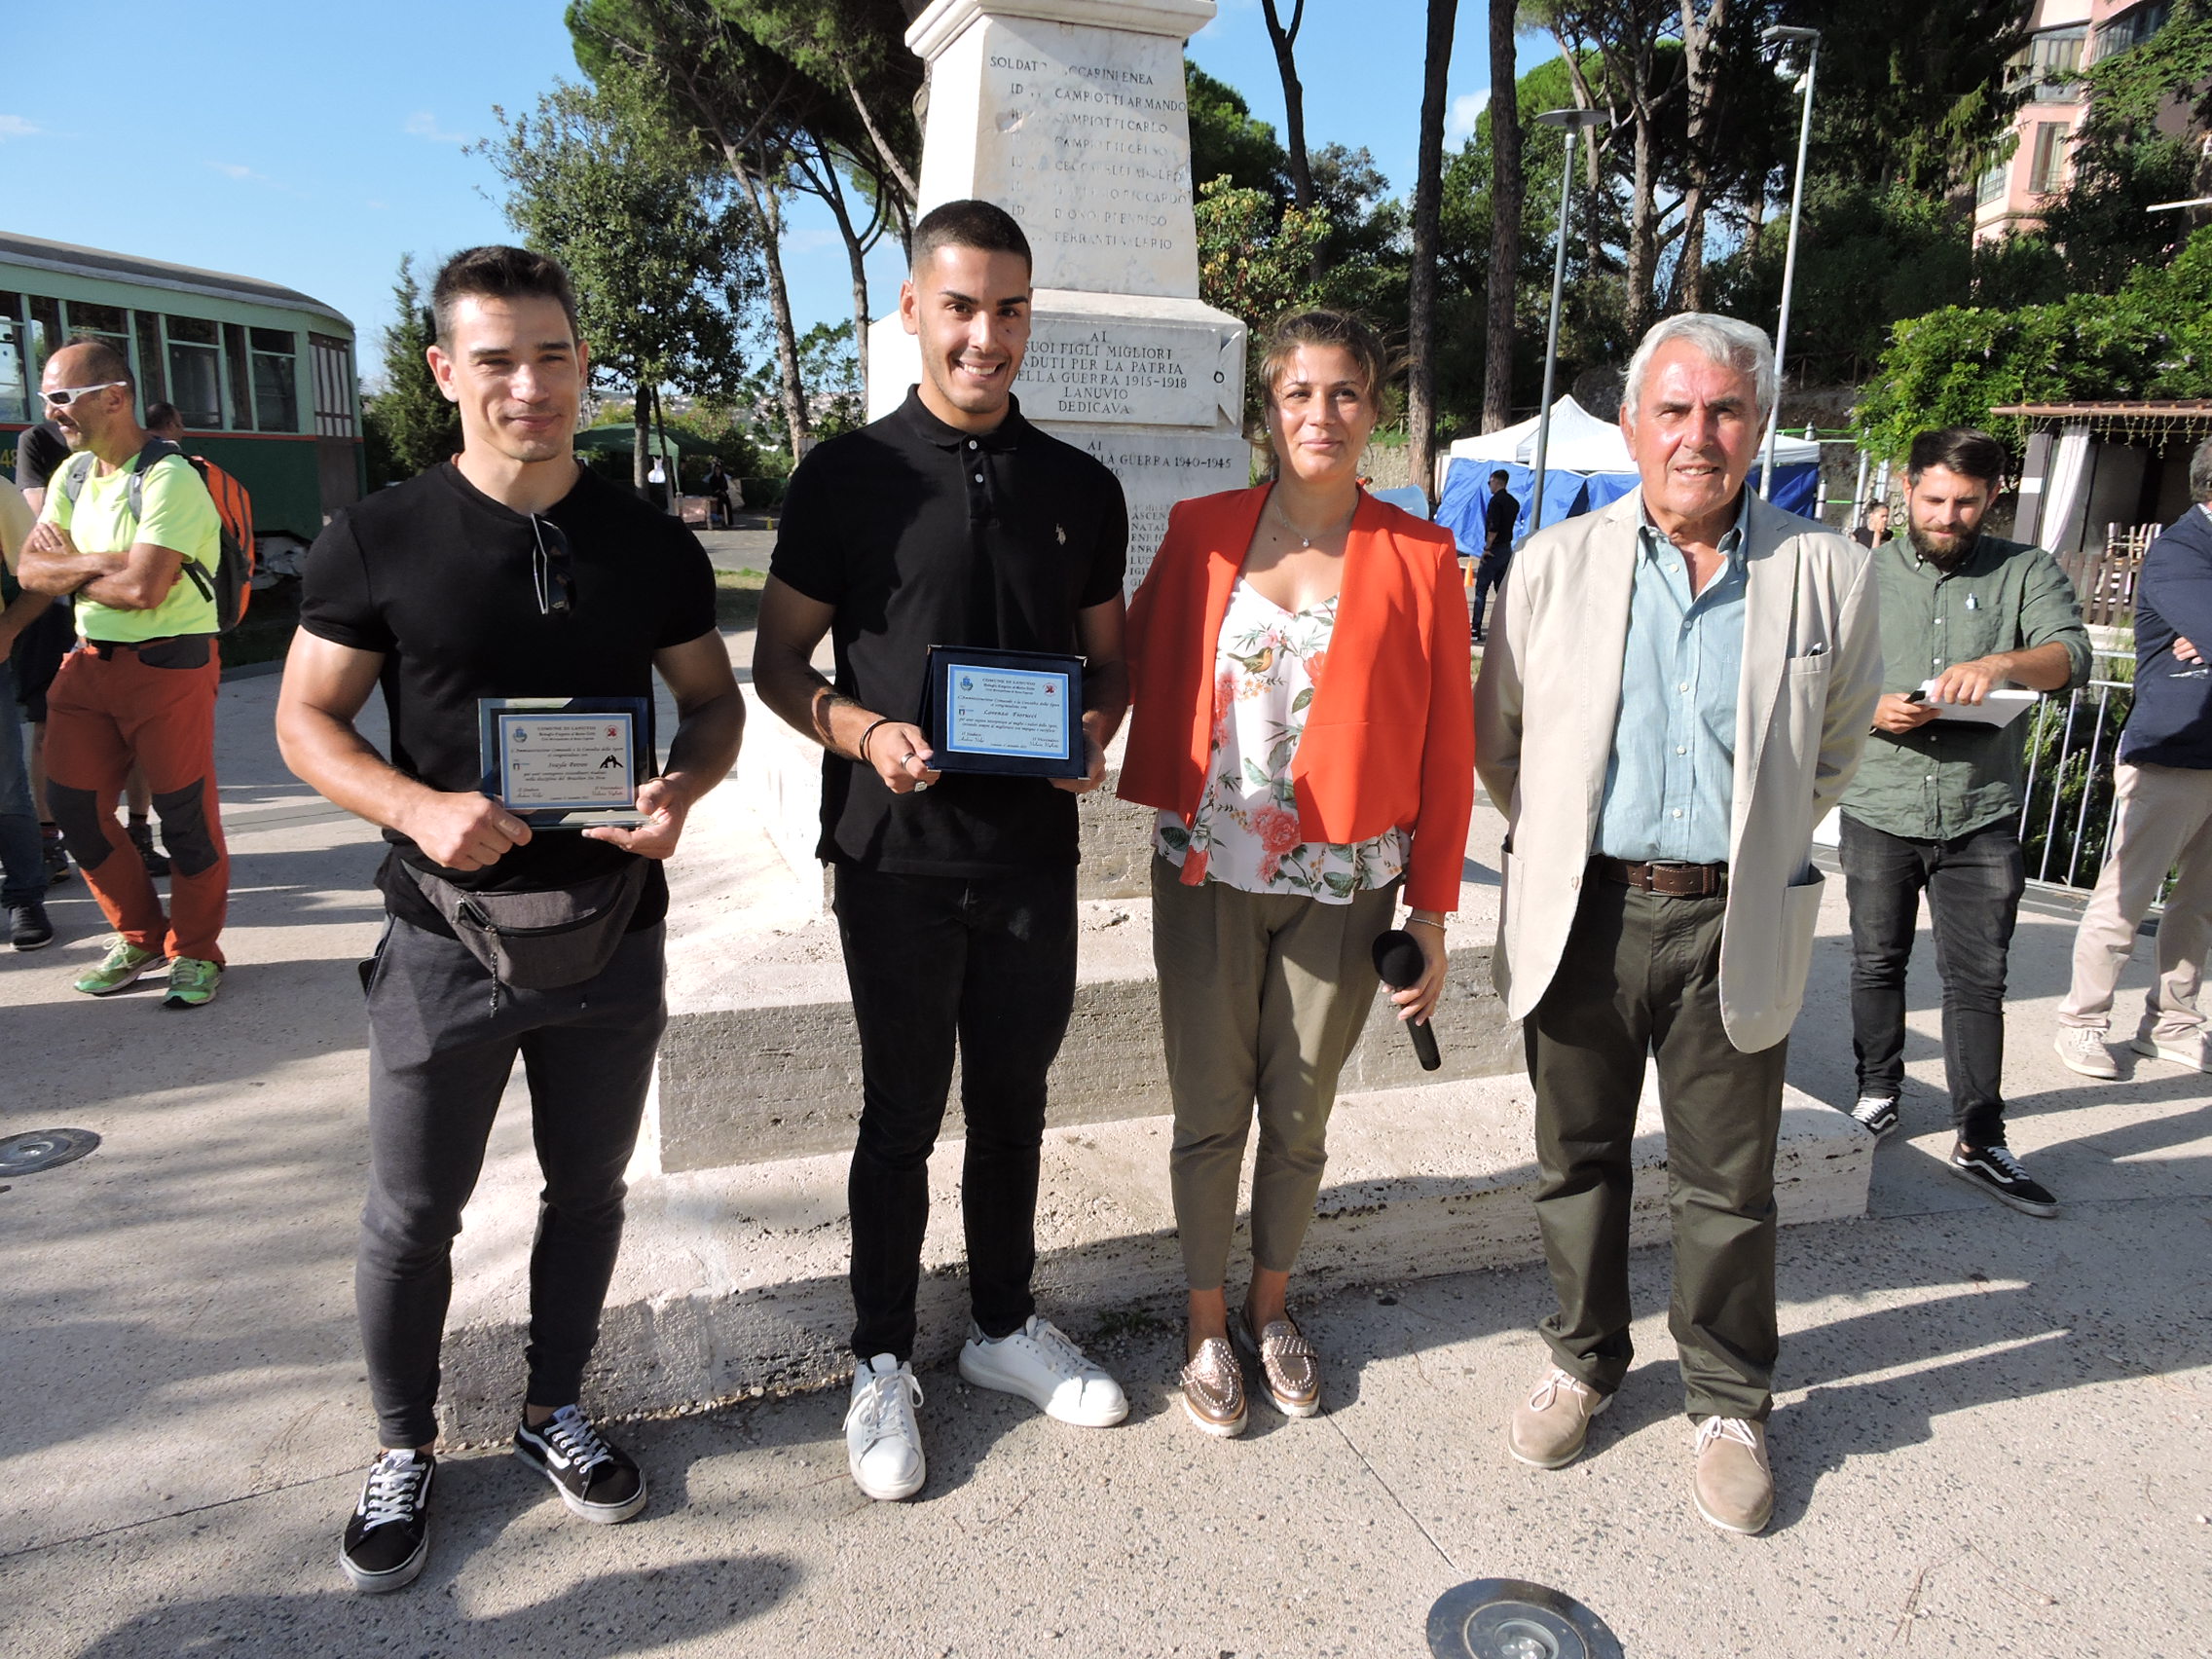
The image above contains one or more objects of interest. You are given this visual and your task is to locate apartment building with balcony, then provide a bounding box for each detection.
[1972,0,2179,243]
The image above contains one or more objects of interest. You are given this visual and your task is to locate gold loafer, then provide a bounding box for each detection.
[1179,1337,1247,1438]
[1236,1308,1321,1418]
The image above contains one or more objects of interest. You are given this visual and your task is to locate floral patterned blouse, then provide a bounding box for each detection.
[1154,577,1409,902]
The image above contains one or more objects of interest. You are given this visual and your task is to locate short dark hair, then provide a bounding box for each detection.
[2191,437,2212,504]
[145,401,181,431]
[60,335,134,395]
[1906,426,2009,488]
[431,244,580,348]
[1258,309,1391,410]
[1491,468,1510,484]
[911,199,1032,276]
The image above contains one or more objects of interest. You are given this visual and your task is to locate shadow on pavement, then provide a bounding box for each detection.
[67,1555,798,1659]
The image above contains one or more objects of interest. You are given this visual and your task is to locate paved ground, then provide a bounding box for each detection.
[2,662,2208,1657]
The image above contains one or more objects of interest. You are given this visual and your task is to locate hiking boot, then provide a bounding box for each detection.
[128,820,170,878]
[1508,1366,1611,1469]
[2052,1026,2120,1080]
[339,1449,434,1594]
[1692,1416,1774,1535]
[1848,1095,1899,1138]
[959,1315,1127,1426]
[162,958,223,1010]
[9,903,54,951]
[42,830,70,887]
[2130,1029,2212,1073]
[846,1353,926,1501]
[512,1405,646,1523]
[73,937,163,996]
[1949,1142,2058,1217]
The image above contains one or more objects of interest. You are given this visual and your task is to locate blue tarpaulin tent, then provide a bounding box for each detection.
[1434,396,1823,555]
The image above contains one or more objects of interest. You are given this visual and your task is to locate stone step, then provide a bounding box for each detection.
[654,715,1513,1173]
[437,1066,1871,1443]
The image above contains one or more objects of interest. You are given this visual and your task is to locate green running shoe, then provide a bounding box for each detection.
[74,938,164,996]
[164,957,224,1010]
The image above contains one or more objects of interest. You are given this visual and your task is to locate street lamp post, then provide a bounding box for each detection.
[1530,107,1609,534]
[1757,24,1819,503]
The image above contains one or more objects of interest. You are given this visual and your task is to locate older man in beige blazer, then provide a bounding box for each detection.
[1474,313,1879,1535]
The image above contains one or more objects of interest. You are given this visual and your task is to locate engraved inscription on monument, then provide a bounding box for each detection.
[955,18,1201,296]
[1062,429,1250,589]
[1014,321,1233,426]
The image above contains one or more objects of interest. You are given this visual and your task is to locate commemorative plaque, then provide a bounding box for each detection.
[919,646,1087,779]
[477,696,650,828]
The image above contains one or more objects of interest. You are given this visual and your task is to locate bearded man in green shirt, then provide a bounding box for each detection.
[1836,427,2090,1215]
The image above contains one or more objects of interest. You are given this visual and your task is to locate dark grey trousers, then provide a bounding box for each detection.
[1525,878,1788,1422]
[355,915,667,1448]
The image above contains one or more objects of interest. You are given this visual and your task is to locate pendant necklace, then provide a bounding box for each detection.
[1270,493,1356,548]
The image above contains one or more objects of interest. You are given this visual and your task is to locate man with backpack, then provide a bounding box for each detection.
[16,338,230,1008]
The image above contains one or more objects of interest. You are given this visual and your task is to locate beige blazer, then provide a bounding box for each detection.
[1473,487,1881,1053]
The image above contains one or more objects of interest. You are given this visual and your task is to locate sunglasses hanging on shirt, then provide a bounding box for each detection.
[531,515,574,617]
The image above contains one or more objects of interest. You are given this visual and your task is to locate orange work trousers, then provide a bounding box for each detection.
[44,639,229,964]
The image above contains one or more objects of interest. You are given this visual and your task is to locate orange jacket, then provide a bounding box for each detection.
[1119,486,1477,914]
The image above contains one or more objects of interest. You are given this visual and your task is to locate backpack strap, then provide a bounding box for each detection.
[56,450,97,506]
[120,438,184,526]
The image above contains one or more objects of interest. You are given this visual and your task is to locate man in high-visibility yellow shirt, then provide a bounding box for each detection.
[18,338,228,1007]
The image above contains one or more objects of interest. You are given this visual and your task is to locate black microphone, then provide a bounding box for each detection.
[1371,929,1442,1071]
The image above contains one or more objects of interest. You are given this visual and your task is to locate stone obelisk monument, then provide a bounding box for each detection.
[868,0,1249,589]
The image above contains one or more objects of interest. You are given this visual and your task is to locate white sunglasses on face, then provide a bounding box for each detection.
[41,381,128,407]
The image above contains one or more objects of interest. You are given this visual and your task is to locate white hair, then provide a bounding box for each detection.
[1622,313,1777,426]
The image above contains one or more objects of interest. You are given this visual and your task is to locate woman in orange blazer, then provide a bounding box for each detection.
[1120,310,1475,1436]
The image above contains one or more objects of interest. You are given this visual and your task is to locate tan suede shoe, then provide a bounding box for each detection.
[1692,1416,1774,1534]
[1507,1366,1610,1469]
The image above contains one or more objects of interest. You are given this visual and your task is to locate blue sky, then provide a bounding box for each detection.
[1,2,1526,388]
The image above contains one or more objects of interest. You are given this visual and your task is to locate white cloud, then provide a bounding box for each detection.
[1447,91,1492,142]
[210,162,261,181]
[404,111,468,145]
[0,114,42,140]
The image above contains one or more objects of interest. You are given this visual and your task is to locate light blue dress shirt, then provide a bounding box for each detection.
[1596,500,1750,865]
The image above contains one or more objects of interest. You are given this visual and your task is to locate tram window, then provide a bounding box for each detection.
[0,305,26,425]
[223,324,252,432]
[166,315,222,427]
[132,313,167,408]
[27,296,61,381]
[249,327,298,432]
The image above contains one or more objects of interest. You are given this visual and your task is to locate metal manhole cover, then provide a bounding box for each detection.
[1428,1579,1623,1659]
[0,1128,101,1177]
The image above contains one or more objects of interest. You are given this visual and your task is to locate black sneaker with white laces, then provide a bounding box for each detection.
[1949,1142,2058,1217]
[513,1404,647,1523]
[1848,1095,1899,1138]
[339,1449,434,1593]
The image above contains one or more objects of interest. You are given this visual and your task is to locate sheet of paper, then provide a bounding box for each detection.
[498,712,638,808]
[945,666,1073,759]
[1916,683,2037,727]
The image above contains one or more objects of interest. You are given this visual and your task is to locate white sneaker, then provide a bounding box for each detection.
[2131,1029,2212,1072]
[958,1316,1128,1426]
[845,1354,925,1501]
[2053,1025,2120,1080]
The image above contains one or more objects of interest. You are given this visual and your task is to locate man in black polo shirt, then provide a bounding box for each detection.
[754,200,1131,1502]
[276,246,743,1591]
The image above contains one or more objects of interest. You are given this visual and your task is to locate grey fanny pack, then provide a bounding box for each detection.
[409,858,650,989]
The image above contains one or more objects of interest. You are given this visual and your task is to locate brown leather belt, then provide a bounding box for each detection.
[1592,856,1728,898]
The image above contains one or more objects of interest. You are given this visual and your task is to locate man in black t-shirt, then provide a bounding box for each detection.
[1472,468,1518,642]
[755,201,1131,1503]
[277,246,743,1594]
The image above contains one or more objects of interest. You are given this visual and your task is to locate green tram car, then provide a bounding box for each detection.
[0,231,363,565]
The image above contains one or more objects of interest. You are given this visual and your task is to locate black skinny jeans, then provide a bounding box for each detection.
[355,916,666,1449]
[832,861,1077,1362]
[1839,813,2025,1147]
